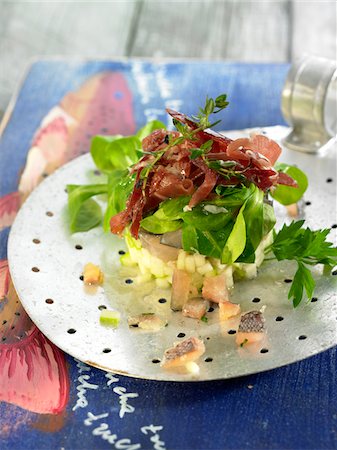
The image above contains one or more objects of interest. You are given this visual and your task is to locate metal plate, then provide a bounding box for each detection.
[8,127,337,381]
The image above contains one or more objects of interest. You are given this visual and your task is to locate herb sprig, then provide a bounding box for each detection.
[265,221,337,307]
[140,94,230,191]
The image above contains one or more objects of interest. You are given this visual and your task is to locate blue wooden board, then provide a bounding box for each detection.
[1,60,336,450]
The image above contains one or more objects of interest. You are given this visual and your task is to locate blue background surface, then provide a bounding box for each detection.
[1,60,336,450]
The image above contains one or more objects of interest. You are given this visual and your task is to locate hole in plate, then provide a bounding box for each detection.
[103,348,111,353]
[284,279,292,283]
[125,279,133,284]
[260,348,269,354]
[311,297,318,303]
[305,201,311,206]
[67,328,76,334]
[75,245,83,250]
[79,275,84,281]
[152,358,161,364]
[98,305,107,310]
[45,299,54,304]
[2,320,7,325]
[326,178,333,183]
[177,332,185,338]
[228,330,236,335]
[331,224,337,229]
[298,335,307,340]
[208,307,214,312]
[332,270,337,276]
[252,297,261,303]
[205,357,213,362]
[14,312,20,316]
[158,298,167,304]
[32,239,40,244]
[275,316,284,322]
[46,211,54,217]
[118,250,125,255]
[32,267,40,272]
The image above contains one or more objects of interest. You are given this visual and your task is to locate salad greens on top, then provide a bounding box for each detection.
[67,94,337,307]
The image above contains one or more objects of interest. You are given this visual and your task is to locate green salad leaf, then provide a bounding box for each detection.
[67,184,108,233]
[136,120,166,141]
[221,203,246,264]
[68,120,165,233]
[103,170,135,231]
[266,220,337,306]
[91,135,140,173]
[271,163,308,205]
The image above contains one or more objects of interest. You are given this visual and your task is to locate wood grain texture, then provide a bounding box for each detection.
[0,0,336,119]
[291,0,336,60]
[130,0,290,61]
[0,1,136,115]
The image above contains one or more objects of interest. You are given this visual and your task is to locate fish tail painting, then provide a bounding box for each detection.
[0,71,135,421]
[0,260,69,414]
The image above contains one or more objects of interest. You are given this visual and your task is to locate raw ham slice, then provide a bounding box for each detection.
[142,129,180,152]
[277,171,298,187]
[109,108,297,238]
[166,108,232,152]
[188,158,217,208]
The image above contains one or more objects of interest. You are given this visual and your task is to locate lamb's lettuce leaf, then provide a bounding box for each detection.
[271,163,308,205]
[68,120,166,233]
[67,184,108,233]
[90,120,166,173]
[221,203,246,264]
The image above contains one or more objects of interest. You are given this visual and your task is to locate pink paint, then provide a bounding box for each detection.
[61,72,136,158]
[0,259,10,300]
[1,261,69,414]
[0,192,21,231]
[1,71,135,417]
[0,327,69,414]
[19,117,69,196]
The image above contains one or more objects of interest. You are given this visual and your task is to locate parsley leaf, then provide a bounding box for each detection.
[268,221,337,306]
[288,262,315,308]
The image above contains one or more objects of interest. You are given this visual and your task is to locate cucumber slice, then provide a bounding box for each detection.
[100,310,121,327]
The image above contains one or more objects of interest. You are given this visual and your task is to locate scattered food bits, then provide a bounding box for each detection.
[171,268,191,311]
[238,311,265,332]
[219,301,241,321]
[286,203,298,217]
[128,314,167,331]
[185,361,200,375]
[161,336,205,369]
[182,298,209,320]
[202,273,229,303]
[83,263,104,285]
[236,310,265,346]
[100,310,121,327]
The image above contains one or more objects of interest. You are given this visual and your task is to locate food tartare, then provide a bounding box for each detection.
[68,94,337,371]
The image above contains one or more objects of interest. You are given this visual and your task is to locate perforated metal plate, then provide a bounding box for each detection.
[8,127,337,381]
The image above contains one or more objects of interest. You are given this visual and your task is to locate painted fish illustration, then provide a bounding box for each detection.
[0,70,136,421]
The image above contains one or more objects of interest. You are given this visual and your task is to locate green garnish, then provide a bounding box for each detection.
[192,94,229,129]
[266,220,337,307]
[240,339,248,347]
[100,310,121,327]
[201,315,208,323]
[65,94,337,311]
